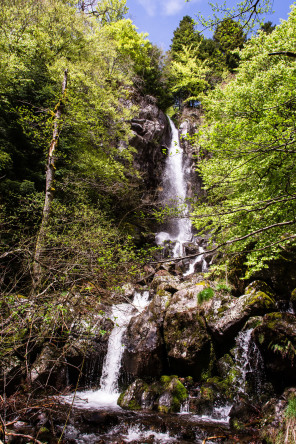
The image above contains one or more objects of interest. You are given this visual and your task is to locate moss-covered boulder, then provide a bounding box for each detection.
[163,284,214,378]
[157,375,188,413]
[118,376,188,413]
[252,312,296,389]
[205,281,276,342]
[117,379,148,410]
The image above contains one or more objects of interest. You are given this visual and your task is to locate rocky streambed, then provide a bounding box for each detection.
[4,262,296,443]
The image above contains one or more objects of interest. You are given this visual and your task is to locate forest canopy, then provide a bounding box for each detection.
[192,4,296,277]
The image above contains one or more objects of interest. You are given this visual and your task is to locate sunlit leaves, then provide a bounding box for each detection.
[193,4,296,277]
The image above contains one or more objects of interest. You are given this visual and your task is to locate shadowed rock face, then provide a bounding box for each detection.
[252,312,296,389]
[163,284,213,379]
[131,95,170,193]
[121,296,168,380]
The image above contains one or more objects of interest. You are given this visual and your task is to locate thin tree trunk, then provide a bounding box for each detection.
[32,69,68,291]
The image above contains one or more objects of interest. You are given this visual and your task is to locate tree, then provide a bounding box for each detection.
[195,0,273,34]
[213,18,247,71]
[170,16,202,59]
[0,0,153,295]
[32,70,68,288]
[192,4,296,277]
[260,20,276,34]
[168,44,209,108]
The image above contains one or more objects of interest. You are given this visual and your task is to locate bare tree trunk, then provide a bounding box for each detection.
[32,69,68,291]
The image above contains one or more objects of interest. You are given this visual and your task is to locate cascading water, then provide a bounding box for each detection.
[234,327,265,397]
[155,117,206,275]
[156,116,191,257]
[63,291,150,409]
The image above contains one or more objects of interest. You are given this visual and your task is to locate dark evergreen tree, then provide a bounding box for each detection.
[260,21,276,34]
[170,16,202,60]
[213,18,247,71]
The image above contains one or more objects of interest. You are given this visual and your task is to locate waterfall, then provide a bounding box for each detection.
[63,291,150,409]
[156,117,206,275]
[234,327,265,397]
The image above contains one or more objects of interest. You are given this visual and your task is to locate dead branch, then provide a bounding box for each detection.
[6,432,43,444]
[268,51,296,58]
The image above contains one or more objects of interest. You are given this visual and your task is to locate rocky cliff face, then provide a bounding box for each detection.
[131,95,171,195]
[178,107,205,201]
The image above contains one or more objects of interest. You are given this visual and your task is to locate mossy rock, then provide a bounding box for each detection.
[157,376,188,413]
[118,376,187,413]
[245,281,275,298]
[117,379,149,410]
[205,288,276,342]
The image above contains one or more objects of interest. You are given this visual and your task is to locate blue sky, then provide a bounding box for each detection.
[125,0,295,50]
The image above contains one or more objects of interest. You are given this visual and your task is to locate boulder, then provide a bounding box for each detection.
[163,283,213,378]
[205,281,276,342]
[252,312,296,388]
[117,379,148,410]
[121,293,170,379]
[118,375,188,413]
[29,345,68,392]
[151,271,181,294]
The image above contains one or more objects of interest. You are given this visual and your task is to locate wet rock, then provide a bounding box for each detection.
[1,356,25,396]
[205,282,276,342]
[259,388,296,442]
[190,377,233,416]
[122,294,169,379]
[118,376,187,413]
[252,312,296,388]
[64,315,113,388]
[121,283,136,298]
[251,249,296,298]
[229,400,259,430]
[118,379,148,410]
[163,283,213,378]
[183,242,200,255]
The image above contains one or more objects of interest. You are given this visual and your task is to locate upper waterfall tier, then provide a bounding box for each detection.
[156,117,192,258]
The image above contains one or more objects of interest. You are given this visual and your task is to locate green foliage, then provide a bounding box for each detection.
[213,18,246,71]
[260,21,276,35]
[196,0,273,35]
[197,287,214,303]
[0,0,161,296]
[170,16,202,59]
[285,397,296,419]
[169,44,210,106]
[167,15,230,108]
[215,282,232,293]
[192,5,296,277]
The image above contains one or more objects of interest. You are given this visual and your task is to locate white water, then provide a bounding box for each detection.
[122,425,177,443]
[63,291,150,409]
[234,327,264,396]
[183,246,208,277]
[156,117,207,275]
[179,397,190,414]
[156,117,192,258]
[192,404,232,424]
